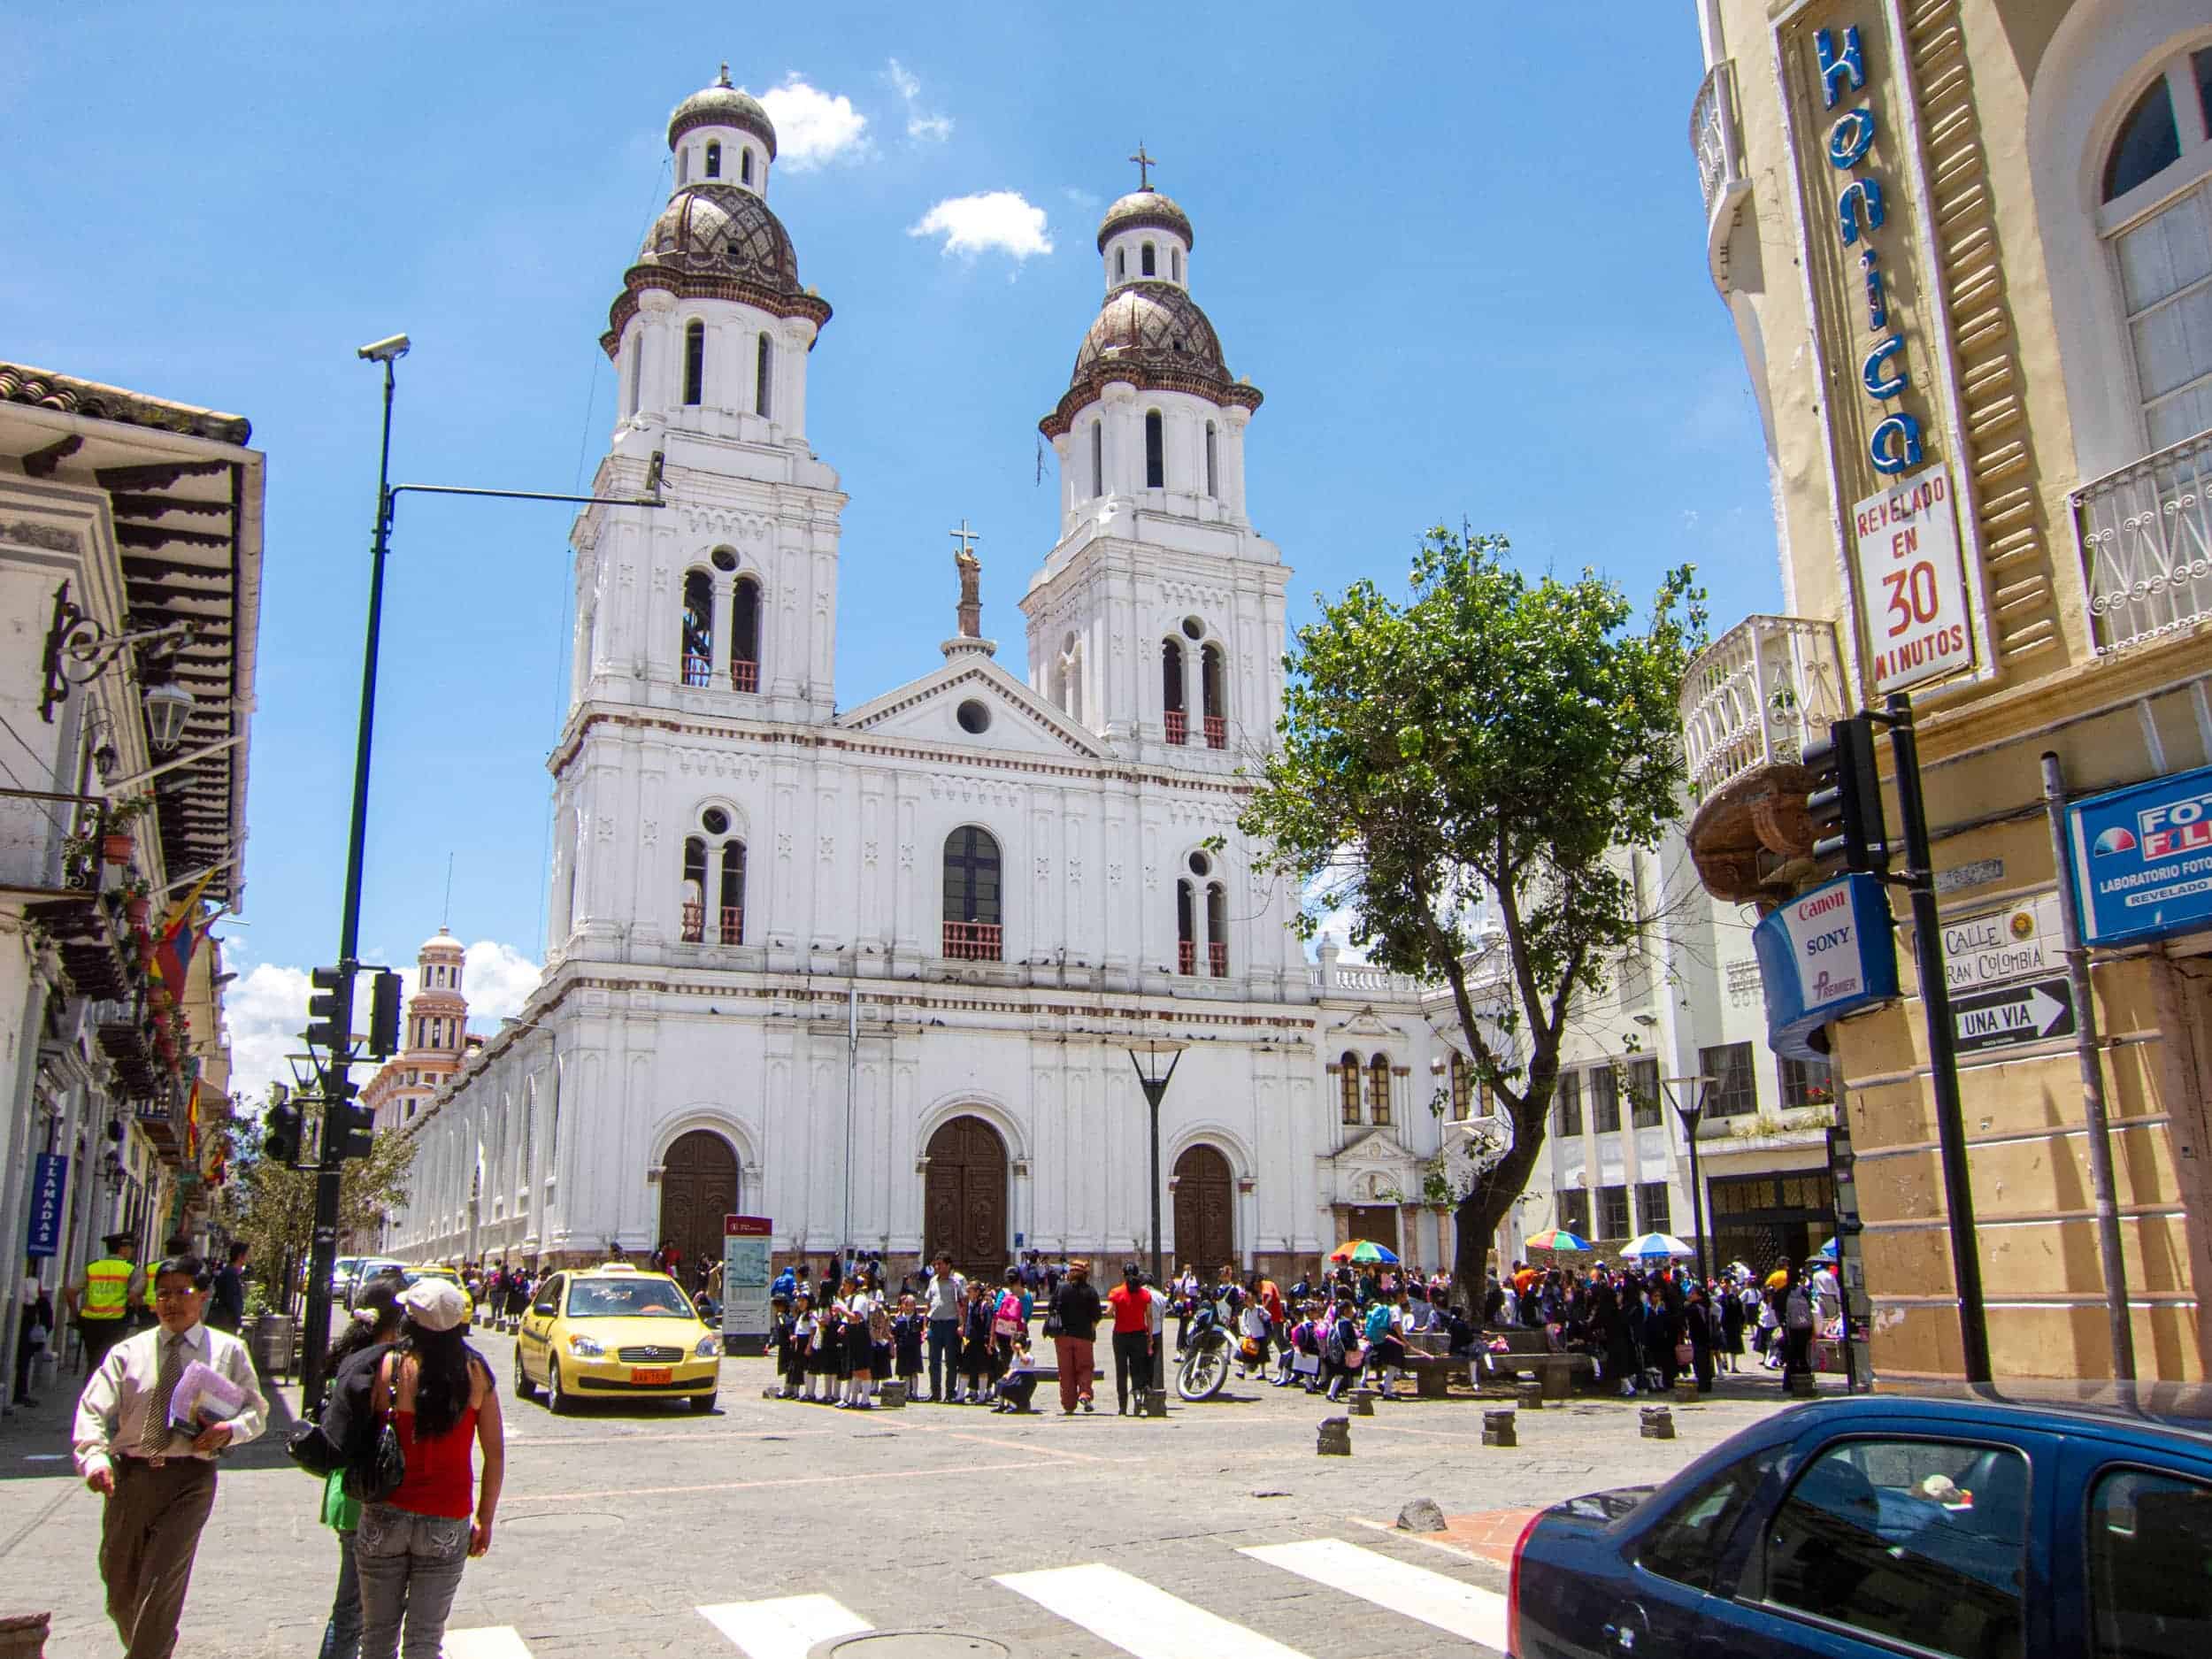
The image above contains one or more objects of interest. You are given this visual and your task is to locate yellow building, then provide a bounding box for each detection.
[1682,0,2212,1380]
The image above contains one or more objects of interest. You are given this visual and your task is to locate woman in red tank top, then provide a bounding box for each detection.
[355,1278,505,1659]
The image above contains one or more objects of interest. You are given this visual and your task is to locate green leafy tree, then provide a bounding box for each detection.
[1234,527,1701,1307]
[215,1086,418,1308]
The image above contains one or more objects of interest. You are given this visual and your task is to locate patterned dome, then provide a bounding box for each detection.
[1096,189,1194,253]
[637,185,801,294]
[667,67,778,160]
[1071,282,1226,383]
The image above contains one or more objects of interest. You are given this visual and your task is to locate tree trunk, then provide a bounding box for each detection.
[1448,1121,1548,1318]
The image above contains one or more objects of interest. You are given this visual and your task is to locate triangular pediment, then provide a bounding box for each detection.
[841,655,1105,759]
[1330,1125,1416,1167]
[1324,1004,1399,1039]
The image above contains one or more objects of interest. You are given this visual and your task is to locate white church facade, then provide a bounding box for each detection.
[381,73,1470,1281]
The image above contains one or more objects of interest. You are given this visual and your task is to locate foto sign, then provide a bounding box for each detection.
[721,1214,772,1354]
[1854,465,1972,693]
[2065,763,2212,947]
[1754,872,1901,1061]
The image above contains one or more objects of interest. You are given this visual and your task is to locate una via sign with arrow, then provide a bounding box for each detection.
[1951,976,2075,1054]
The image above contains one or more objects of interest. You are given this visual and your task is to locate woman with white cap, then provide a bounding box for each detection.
[355,1275,504,1659]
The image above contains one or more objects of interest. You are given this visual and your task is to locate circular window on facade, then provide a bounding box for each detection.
[710,547,738,572]
[1187,851,1210,876]
[956,699,991,734]
[701,807,730,835]
[1181,617,1204,641]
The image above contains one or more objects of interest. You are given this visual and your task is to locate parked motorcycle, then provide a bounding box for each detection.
[1177,1301,1232,1400]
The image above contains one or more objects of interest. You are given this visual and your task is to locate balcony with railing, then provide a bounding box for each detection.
[730,658,758,693]
[1680,614,1847,903]
[942,921,1002,962]
[1690,59,1751,292]
[680,901,704,943]
[1164,710,1187,745]
[2073,424,2212,654]
[1178,939,1195,975]
[719,905,743,945]
[1203,714,1226,750]
[1209,941,1228,978]
[681,653,712,688]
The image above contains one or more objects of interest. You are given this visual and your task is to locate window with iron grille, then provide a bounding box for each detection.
[1701,1042,1757,1118]
[1339,1056,1361,1125]
[1591,1066,1621,1133]
[1600,1184,1631,1240]
[1637,1180,1671,1234]
[1368,1055,1392,1125]
[1558,1188,1591,1239]
[1779,1053,1837,1111]
[1629,1056,1663,1128]
[1555,1069,1583,1137]
[1449,1054,1471,1121]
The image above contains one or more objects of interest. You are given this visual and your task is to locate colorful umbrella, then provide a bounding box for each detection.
[1619,1232,1695,1261]
[1525,1227,1593,1253]
[1813,1237,1839,1262]
[1328,1239,1400,1265]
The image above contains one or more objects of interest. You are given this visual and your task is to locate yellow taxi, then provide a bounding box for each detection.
[514,1263,719,1413]
[398,1263,474,1323]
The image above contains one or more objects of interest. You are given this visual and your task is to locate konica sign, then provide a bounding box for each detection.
[2065,763,2212,948]
[1753,872,1901,1060]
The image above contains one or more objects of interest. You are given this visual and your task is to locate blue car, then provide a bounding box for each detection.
[1507,1386,2212,1657]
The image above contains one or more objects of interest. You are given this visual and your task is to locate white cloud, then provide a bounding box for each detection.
[884,58,953,144]
[217,940,542,1113]
[909,192,1054,262]
[756,75,872,171]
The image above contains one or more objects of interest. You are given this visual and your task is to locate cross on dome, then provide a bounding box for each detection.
[949,518,980,557]
[1128,143,1157,191]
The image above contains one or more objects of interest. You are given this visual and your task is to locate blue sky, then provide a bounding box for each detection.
[4,5,1778,1099]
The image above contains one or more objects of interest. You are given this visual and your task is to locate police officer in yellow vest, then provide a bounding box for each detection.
[65,1233,145,1374]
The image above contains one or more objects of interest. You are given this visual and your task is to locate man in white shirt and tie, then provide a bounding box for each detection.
[73,1252,267,1659]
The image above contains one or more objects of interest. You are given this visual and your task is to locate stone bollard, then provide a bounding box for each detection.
[1640,1405,1676,1440]
[1481,1409,1517,1448]
[1675,1378,1701,1405]
[1515,1380,1544,1411]
[1786,1371,1819,1398]
[879,1379,907,1409]
[1142,1387,1168,1418]
[1317,1416,1352,1455]
[1348,1388,1376,1417]
[1397,1497,1448,1532]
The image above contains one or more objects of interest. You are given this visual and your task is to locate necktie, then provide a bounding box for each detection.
[139,1333,185,1456]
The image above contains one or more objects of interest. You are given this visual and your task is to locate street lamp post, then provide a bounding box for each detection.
[1125,1039,1187,1288]
[1660,1074,1716,1287]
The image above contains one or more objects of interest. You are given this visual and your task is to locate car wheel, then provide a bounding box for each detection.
[513,1345,538,1402]
[547,1358,574,1415]
[690,1389,718,1414]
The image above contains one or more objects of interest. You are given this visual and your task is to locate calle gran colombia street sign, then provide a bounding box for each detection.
[1950,975,2075,1055]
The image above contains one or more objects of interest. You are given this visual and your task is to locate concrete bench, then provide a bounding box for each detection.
[1397,1349,1461,1399]
[1476,1348,1597,1400]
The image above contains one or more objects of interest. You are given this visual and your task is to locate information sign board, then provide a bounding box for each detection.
[1754,872,1901,1061]
[2065,762,2212,948]
[721,1214,772,1355]
[1852,464,1973,694]
[1938,892,2061,995]
[1950,976,2075,1055]
[26,1153,66,1258]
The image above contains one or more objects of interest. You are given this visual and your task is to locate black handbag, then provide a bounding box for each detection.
[342,1355,406,1504]
[285,1420,343,1479]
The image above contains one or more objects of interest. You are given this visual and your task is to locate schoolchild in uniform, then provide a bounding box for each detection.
[793,1294,820,1401]
[892,1294,925,1394]
[841,1281,877,1409]
[959,1279,995,1403]
[770,1294,796,1399]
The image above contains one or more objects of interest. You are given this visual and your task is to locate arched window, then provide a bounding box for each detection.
[731,575,762,691]
[1339,1053,1362,1125]
[705,141,722,180]
[1161,637,1187,744]
[1089,421,1103,496]
[2103,50,2212,449]
[621,337,640,419]
[1205,881,1227,977]
[942,828,1002,960]
[681,319,705,406]
[1449,1053,1472,1121]
[680,835,706,941]
[1176,879,1196,975]
[680,571,713,687]
[1368,1054,1393,1125]
[718,841,746,943]
[741,149,753,186]
[756,334,774,419]
[1141,242,1156,277]
[678,149,690,188]
[1116,248,1126,280]
[1144,410,1164,488]
[1200,641,1226,749]
[1204,421,1217,497]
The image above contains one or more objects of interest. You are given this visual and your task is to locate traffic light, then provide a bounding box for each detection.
[367,970,403,1059]
[1803,715,1889,873]
[264,1095,301,1165]
[328,1095,375,1162]
[305,965,349,1054]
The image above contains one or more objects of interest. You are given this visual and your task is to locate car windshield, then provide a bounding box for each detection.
[565,1279,694,1318]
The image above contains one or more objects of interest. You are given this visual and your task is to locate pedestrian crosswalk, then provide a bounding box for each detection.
[440,1536,1509,1659]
